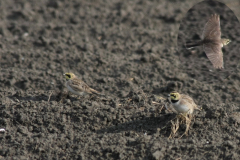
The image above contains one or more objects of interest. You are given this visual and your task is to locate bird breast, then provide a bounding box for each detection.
[172,100,193,114]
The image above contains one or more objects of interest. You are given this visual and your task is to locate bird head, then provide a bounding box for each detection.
[169,91,181,101]
[222,38,231,46]
[64,73,76,80]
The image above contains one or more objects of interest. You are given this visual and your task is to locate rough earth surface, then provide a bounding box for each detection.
[1,0,240,159]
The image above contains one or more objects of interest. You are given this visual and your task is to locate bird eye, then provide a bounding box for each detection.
[66,74,71,78]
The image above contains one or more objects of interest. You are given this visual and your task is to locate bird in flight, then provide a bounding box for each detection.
[186,14,231,69]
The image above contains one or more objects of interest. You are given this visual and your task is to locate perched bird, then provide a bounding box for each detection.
[64,72,101,96]
[185,14,231,69]
[169,91,201,114]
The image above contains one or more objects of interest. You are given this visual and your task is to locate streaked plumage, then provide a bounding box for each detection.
[64,73,100,96]
[186,14,231,69]
[169,91,201,114]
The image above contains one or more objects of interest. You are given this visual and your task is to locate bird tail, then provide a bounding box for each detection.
[185,41,202,49]
[195,105,202,111]
[90,88,105,96]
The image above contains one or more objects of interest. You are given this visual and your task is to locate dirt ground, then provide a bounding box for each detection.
[1,0,240,159]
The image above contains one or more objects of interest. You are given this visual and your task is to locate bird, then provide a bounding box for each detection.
[169,91,201,115]
[185,14,231,69]
[63,72,101,96]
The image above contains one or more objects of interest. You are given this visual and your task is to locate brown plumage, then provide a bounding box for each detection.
[186,14,231,69]
[169,91,201,114]
[64,73,101,96]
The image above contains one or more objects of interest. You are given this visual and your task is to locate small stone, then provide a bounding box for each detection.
[152,150,163,160]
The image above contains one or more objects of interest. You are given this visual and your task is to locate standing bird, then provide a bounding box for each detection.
[64,73,101,96]
[185,14,231,69]
[169,91,201,115]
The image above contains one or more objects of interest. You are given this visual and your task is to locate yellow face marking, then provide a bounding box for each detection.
[64,73,76,80]
[222,38,231,46]
[170,92,180,101]
[226,39,231,45]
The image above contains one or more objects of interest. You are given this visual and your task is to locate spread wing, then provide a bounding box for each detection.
[203,43,223,69]
[202,14,221,40]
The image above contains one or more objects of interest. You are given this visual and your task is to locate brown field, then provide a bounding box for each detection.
[1,0,240,159]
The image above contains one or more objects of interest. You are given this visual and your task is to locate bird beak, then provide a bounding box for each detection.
[168,94,170,97]
[63,74,65,76]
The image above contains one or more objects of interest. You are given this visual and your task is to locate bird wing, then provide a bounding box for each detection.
[68,78,92,94]
[202,14,221,40]
[181,94,200,111]
[69,78,100,94]
[203,43,223,69]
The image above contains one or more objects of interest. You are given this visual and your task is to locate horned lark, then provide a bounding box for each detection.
[64,72,101,96]
[186,14,231,69]
[169,91,201,114]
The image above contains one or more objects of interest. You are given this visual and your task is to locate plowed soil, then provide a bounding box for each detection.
[1,0,240,159]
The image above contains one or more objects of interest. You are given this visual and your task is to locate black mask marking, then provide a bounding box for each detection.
[171,99,179,103]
